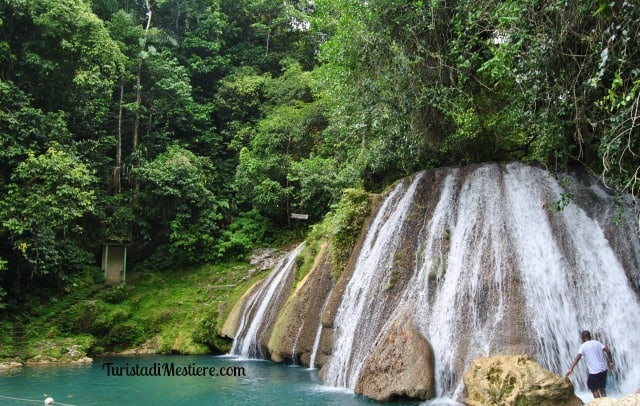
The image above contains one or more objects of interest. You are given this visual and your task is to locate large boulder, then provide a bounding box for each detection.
[354,315,435,401]
[463,354,583,406]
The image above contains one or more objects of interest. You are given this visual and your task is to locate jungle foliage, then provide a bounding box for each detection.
[0,0,638,309]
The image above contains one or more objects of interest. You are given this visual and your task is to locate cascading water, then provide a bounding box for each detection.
[505,167,640,395]
[308,323,322,369]
[230,243,305,358]
[309,295,330,369]
[411,165,518,397]
[322,173,425,388]
[321,162,640,400]
[290,322,304,366]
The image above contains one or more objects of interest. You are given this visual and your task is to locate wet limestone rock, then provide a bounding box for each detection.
[354,316,435,401]
[220,281,263,339]
[463,354,583,406]
[220,248,287,340]
[0,359,23,369]
[268,243,334,365]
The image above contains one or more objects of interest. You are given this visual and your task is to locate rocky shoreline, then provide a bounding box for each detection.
[0,344,93,369]
[0,357,93,370]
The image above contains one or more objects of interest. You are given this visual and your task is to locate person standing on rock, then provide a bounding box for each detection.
[565,330,615,398]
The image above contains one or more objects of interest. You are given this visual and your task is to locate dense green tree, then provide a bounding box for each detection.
[313,0,640,192]
[219,0,315,74]
[233,62,355,224]
[0,143,98,293]
[0,0,125,135]
[313,0,456,186]
[592,1,640,195]
[154,0,229,96]
[132,145,229,265]
[0,81,71,182]
[214,67,271,144]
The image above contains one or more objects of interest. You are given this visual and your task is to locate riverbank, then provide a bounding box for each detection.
[0,254,282,367]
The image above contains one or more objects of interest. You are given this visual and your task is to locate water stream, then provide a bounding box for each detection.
[291,322,304,366]
[322,173,425,389]
[309,295,331,369]
[230,243,305,358]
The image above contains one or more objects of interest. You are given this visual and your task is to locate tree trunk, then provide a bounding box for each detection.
[113,77,124,195]
[133,0,152,151]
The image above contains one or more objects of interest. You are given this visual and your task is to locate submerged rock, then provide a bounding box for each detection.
[462,354,583,406]
[355,315,435,401]
[0,359,23,369]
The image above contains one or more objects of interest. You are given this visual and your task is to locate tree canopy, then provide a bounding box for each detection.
[0,0,638,306]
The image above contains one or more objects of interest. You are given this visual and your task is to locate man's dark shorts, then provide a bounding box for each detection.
[587,370,608,391]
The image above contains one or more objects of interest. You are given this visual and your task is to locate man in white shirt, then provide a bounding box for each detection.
[565,330,615,398]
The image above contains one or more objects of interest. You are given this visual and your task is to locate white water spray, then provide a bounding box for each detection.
[505,165,640,394]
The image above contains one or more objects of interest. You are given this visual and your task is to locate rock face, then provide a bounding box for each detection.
[249,248,283,272]
[463,354,583,406]
[267,243,334,365]
[0,359,24,369]
[355,314,435,401]
[219,281,263,339]
[616,394,640,405]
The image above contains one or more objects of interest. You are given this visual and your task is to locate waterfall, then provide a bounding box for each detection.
[309,294,331,369]
[308,322,323,369]
[404,164,517,397]
[322,173,425,388]
[505,166,640,394]
[230,243,305,358]
[321,163,640,398]
[291,322,304,366]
